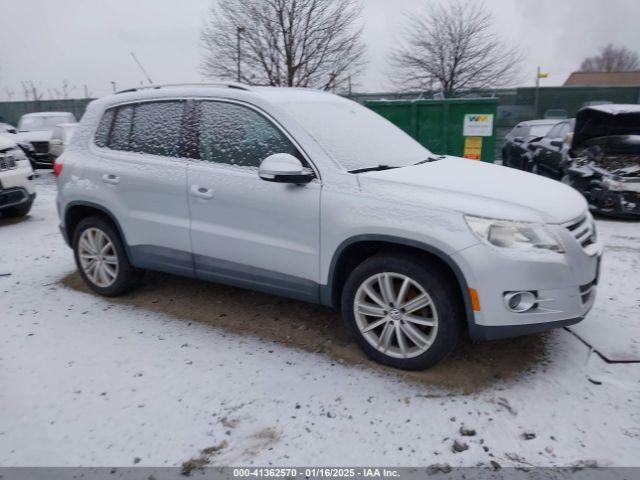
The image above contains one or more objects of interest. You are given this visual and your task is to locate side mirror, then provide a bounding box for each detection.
[259,153,314,184]
[550,139,563,148]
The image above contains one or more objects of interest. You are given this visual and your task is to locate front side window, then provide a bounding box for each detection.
[196,101,300,168]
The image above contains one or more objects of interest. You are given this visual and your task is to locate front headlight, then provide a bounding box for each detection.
[465,215,564,253]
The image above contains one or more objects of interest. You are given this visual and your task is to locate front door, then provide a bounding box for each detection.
[186,100,321,302]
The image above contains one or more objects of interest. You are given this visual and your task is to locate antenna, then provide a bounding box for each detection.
[130,52,153,85]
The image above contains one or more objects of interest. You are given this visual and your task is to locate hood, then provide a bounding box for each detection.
[17,130,53,142]
[0,133,17,151]
[358,157,587,224]
[573,105,640,149]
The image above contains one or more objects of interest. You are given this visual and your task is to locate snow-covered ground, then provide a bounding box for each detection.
[1,173,639,468]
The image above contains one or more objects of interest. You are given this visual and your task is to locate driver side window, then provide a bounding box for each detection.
[196,101,301,168]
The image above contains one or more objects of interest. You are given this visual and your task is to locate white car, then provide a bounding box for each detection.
[0,133,36,218]
[56,84,601,370]
[17,112,77,168]
[49,123,79,159]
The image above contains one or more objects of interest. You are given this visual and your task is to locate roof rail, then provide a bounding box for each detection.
[115,82,252,94]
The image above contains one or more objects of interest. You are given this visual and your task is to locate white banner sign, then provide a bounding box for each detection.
[463,114,494,137]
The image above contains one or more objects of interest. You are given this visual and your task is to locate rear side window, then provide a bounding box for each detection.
[94,108,115,147]
[96,101,185,158]
[129,101,185,157]
[196,101,300,167]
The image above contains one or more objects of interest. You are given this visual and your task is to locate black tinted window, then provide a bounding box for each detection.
[108,105,133,151]
[94,108,115,147]
[197,101,299,167]
[130,101,185,157]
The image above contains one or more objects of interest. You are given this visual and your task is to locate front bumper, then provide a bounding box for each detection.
[454,217,602,341]
[0,187,35,211]
[30,153,54,168]
[587,189,640,219]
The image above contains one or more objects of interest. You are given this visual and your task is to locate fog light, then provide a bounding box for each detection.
[503,291,537,313]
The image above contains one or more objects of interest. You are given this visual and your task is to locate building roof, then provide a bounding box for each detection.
[564,71,640,86]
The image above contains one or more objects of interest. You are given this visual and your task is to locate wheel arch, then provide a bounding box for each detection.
[63,201,130,258]
[322,235,475,334]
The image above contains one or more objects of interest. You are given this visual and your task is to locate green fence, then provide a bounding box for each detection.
[366,98,499,162]
[0,99,93,126]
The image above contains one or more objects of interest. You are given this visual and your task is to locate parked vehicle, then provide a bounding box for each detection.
[0,133,36,218]
[49,123,78,159]
[502,119,561,169]
[0,122,18,134]
[56,84,602,370]
[17,112,77,169]
[527,119,575,178]
[563,105,640,218]
[0,122,38,163]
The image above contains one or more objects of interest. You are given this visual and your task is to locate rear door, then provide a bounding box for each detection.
[90,100,193,275]
[186,99,321,302]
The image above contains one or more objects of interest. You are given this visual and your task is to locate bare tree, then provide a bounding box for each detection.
[200,0,366,91]
[389,1,522,95]
[21,81,44,101]
[580,44,639,72]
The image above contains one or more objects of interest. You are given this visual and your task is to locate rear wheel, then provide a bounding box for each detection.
[73,216,141,296]
[341,253,462,370]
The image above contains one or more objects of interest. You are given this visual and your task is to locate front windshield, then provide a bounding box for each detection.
[278,99,430,171]
[18,115,71,132]
[529,123,556,137]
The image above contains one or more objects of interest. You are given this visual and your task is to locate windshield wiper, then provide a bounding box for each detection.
[348,165,400,174]
[413,156,444,165]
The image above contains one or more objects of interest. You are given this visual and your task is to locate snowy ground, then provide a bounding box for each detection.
[1,173,639,469]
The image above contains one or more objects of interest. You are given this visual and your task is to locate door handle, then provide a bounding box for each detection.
[102,173,120,185]
[190,184,214,200]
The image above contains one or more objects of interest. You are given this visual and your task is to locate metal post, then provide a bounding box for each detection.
[534,66,540,118]
[236,26,245,83]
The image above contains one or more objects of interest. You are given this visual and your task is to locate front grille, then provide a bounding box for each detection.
[564,214,596,249]
[0,154,17,171]
[31,141,49,154]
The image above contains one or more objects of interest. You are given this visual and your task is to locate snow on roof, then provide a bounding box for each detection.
[21,111,74,117]
[580,104,640,115]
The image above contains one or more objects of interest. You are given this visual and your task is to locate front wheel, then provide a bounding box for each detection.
[341,253,462,370]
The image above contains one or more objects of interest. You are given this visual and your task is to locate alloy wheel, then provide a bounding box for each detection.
[353,272,438,359]
[78,227,119,288]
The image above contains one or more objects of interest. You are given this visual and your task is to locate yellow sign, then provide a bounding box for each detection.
[463,136,483,160]
[538,72,549,79]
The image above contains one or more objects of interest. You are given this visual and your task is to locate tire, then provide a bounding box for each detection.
[72,216,141,297]
[341,252,463,370]
[2,201,32,218]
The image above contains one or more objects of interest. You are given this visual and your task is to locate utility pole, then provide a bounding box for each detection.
[111,81,116,93]
[236,26,245,83]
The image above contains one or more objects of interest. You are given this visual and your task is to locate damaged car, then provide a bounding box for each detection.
[563,104,640,219]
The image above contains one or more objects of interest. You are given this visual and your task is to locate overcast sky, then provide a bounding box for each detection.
[1,0,639,100]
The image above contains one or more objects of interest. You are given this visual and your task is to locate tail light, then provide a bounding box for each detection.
[53,159,63,177]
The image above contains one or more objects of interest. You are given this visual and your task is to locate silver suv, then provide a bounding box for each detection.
[56,84,602,370]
